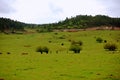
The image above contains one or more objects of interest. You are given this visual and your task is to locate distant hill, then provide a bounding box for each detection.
[0,15,120,33]
[38,15,120,31]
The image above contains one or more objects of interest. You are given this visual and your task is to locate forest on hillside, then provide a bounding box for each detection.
[0,15,120,33]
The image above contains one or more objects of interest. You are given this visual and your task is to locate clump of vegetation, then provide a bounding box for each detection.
[54,32,58,35]
[48,40,52,43]
[0,52,2,54]
[69,40,83,53]
[104,40,107,43]
[59,35,66,39]
[104,43,118,51]
[71,40,83,46]
[7,52,11,54]
[36,46,49,54]
[36,46,43,54]
[61,43,64,46]
[42,47,49,54]
[69,45,82,53]
[68,39,72,42]
[96,37,103,43]
[116,39,119,42]
[59,36,65,39]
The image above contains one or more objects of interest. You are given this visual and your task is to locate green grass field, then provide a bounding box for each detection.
[0,30,120,80]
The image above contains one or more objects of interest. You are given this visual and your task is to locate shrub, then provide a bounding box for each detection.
[104,43,117,51]
[42,47,49,54]
[78,41,83,46]
[69,45,82,53]
[54,32,58,35]
[61,43,64,46]
[68,39,72,42]
[36,46,43,54]
[104,40,107,43]
[71,40,83,46]
[36,46,49,54]
[59,36,65,39]
[96,37,103,43]
[7,52,11,54]
[48,40,52,43]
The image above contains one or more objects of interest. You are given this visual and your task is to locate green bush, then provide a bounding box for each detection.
[36,46,49,54]
[54,32,58,35]
[78,41,83,46]
[69,45,82,53]
[61,43,64,46]
[96,37,103,43]
[104,43,117,51]
[42,47,49,54]
[104,40,107,43]
[71,40,83,46]
[36,46,43,54]
[59,36,65,39]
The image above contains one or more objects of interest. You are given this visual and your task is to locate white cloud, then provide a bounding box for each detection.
[0,0,120,24]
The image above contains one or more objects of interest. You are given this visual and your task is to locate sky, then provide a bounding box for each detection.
[0,0,120,24]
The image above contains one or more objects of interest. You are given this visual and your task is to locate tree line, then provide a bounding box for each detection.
[0,17,26,33]
[38,15,120,31]
[0,15,120,33]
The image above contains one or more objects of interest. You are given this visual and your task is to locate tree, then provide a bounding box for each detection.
[0,17,25,33]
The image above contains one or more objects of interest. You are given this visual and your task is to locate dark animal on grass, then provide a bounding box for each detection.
[0,52,2,54]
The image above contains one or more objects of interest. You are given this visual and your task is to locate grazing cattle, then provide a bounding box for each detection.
[22,53,28,55]
[0,52,2,54]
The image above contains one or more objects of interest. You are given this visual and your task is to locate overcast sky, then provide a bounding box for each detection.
[0,0,120,24]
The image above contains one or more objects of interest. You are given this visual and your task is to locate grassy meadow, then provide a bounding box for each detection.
[0,30,120,80]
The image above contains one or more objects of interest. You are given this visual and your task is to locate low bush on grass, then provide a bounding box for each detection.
[104,43,118,51]
[104,40,107,43]
[59,36,65,39]
[69,45,82,53]
[71,40,83,46]
[96,37,103,43]
[54,32,58,35]
[48,40,52,43]
[61,43,64,46]
[42,47,49,54]
[36,46,49,54]
[7,52,11,54]
[36,46,43,54]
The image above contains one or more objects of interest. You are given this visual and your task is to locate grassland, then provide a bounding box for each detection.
[0,30,120,80]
